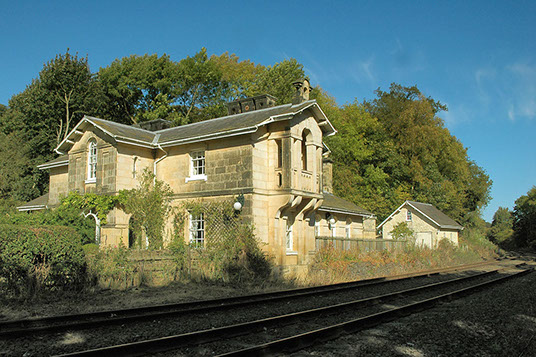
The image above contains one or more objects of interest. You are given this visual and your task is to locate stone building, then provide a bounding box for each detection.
[377,201,463,248]
[19,79,376,270]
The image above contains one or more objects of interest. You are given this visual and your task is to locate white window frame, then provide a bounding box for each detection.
[406,210,413,222]
[86,139,97,183]
[186,151,207,182]
[346,223,351,238]
[189,213,205,247]
[286,220,294,252]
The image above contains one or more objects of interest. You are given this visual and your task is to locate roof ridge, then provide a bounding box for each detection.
[153,102,295,134]
[85,116,156,136]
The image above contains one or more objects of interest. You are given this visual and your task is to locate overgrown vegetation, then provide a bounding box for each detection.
[172,200,272,284]
[119,169,174,249]
[309,232,498,285]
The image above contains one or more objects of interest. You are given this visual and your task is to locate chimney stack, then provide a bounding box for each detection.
[226,94,277,115]
[292,78,312,104]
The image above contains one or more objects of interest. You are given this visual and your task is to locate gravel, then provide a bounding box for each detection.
[292,259,536,357]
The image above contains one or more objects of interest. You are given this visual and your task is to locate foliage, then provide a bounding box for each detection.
[0,224,86,296]
[487,207,514,245]
[247,58,305,104]
[309,234,496,284]
[84,243,134,289]
[326,83,492,223]
[98,53,179,124]
[174,200,272,283]
[0,50,104,201]
[511,186,536,250]
[60,191,120,224]
[119,169,174,249]
[390,222,415,240]
[0,205,96,245]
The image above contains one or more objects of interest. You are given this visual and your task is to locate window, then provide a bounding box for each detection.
[346,223,351,238]
[331,222,336,237]
[286,220,293,251]
[301,132,308,171]
[87,139,97,182]
[406,210,412,222]
[189,213,204,246]
[186,151,207,182]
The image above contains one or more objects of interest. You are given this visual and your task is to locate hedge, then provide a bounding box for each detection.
[0,224,87,296]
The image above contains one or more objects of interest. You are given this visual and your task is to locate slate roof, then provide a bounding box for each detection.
[17,193,49,211]
[319,192,373,217]
[156,101,311,145]
[55,100,335,153]
[406,201,463,230]
[377,201,463,230]
[37,155,69,169]
[87,117,157,144]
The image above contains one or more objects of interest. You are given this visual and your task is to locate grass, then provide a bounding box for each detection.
[307,236,499,285]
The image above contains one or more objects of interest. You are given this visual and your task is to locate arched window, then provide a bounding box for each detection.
[87,139,97,182]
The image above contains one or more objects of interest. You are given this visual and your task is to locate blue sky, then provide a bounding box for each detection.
[1,0,534,221]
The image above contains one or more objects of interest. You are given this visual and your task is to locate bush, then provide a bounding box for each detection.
[0,206,96,244]
[85,243,134,289]
[0,224,87,296]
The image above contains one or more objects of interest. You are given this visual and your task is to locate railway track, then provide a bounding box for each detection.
[1,260,529,357]
[0,260,497,338]
[46,264,532,357]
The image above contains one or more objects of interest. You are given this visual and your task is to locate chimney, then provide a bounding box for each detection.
[136,119,172,131]
[292,78,312,104]
[226,94,277,115]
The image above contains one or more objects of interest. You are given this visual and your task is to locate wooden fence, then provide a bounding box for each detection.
[315,236,407,252]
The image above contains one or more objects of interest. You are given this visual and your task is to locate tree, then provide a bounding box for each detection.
[119,169,174,249]
[390,222,415,240]
[249,58,305,104]
[1,51,103,200]
[487,207,514,244]
[512,186,536,250]
[326,83,492,224]
[98,53,179,125]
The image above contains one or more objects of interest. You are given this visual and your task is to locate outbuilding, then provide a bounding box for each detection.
[377,201,463,248]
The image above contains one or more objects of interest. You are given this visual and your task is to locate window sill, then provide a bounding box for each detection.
[185,174,207,183]
[286,251,298,256]
[85,178,96,184]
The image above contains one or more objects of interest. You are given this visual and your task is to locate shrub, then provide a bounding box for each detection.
[0,224,87,296]
[85,243,134,289]
[0,206,96,244]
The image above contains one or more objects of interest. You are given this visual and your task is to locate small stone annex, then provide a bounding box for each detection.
[18,79,377,271]
[377,200,463,248]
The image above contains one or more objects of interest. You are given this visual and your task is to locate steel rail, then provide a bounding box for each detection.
[217,268,533,357]
[0,260,498,338]
[52,267,518,357]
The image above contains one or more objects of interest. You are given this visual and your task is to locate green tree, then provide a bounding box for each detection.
[326,83,491,224]
[390,222,415,240]
[1,51,103,200]
[119,169,174,249]
[249,58,305,104]
[512,186,536,250]
[98,53,179,125]
[487,207,514,244]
